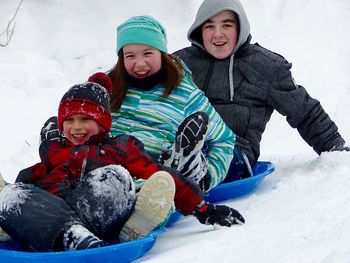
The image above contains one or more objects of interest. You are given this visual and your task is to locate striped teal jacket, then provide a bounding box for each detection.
[110,72,235,189]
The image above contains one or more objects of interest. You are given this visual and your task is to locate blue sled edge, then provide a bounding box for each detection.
[205,161,275,203]
[0,228,166,263]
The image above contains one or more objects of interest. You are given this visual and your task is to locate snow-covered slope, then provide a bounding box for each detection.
[0,0,349,262]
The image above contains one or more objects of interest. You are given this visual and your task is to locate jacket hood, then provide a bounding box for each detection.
[188,0,250,55]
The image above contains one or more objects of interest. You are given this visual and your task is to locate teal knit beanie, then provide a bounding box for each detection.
[116,15,168,55]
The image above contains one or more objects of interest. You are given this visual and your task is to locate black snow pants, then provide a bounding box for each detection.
[0,165,136,251]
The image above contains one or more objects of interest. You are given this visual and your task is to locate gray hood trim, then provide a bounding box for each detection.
[188,0,250,54]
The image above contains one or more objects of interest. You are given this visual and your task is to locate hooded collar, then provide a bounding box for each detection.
[187,0,251,56]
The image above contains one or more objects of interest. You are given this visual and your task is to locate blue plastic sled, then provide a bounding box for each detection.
[0,228,165,263]
[205,161,275,203]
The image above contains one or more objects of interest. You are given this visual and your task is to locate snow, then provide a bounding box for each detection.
[0,0,350,262]
[0,184,28,216]
[63,224,100,250]
[74,164,136,236]
[86,164,135,199]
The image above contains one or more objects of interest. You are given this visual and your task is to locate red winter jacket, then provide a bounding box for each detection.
[16,131,203,214]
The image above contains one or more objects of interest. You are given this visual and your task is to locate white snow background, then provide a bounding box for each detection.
[1,0,350,262]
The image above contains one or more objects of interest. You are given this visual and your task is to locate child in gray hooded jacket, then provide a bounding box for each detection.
[175,0,348,181]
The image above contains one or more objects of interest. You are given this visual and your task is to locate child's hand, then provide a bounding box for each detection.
[193,202,245,227]
[40,116,63,145]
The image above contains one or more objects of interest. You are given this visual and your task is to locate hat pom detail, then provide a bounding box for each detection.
[88,72,113,95]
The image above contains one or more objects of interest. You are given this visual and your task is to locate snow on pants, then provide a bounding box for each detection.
[0,164,136,251]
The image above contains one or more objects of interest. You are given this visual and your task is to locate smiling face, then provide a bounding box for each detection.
[62,114,102,145]
[122,44,162,79]
[201,10,239,60]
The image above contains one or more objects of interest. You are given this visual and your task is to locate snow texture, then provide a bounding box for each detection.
[0,184,29,218]
[0,0,350,262]
[73,165,136,233]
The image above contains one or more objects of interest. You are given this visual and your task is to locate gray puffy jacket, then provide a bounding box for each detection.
[174,0,345,166]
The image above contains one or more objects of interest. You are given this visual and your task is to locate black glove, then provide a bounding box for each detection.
[40,116,64,145]
[193,202,245,227]
[329,142,350,152]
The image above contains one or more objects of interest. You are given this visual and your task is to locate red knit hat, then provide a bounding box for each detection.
[58,73,113,133]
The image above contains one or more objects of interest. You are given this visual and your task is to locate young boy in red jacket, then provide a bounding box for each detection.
[0,73,244,252]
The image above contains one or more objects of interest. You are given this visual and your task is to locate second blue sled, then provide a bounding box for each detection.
[205,161,275,203]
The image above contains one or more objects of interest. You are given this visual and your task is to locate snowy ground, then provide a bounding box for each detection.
[0,0,350,262]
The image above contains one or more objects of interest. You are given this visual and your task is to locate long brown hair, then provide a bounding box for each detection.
[108,52,184,112]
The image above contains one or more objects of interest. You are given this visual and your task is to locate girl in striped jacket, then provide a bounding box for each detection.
[107,15,235,192]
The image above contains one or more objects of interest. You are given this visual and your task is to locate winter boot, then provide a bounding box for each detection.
[159,111,209,170]
[118,171,175,242]
[0,173,11,242]
[63,224,108,250]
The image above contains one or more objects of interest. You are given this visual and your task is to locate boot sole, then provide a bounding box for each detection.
[175,111,209,157]
[118,171,175,242]
[161,112,209,169]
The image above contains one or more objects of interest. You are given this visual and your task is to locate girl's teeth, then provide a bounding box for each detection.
[136,71,148,75]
